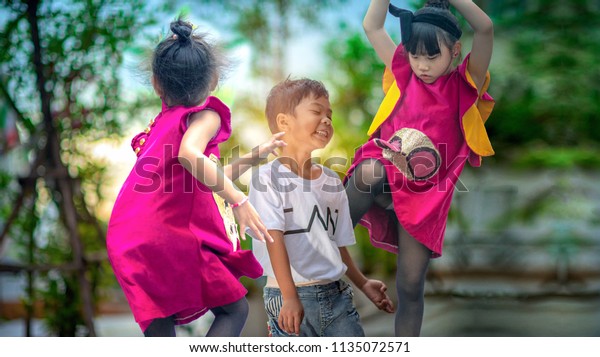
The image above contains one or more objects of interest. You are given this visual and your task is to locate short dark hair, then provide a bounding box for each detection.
[265,78,329,134]
[405,2,460,56]
[152,18,227,107]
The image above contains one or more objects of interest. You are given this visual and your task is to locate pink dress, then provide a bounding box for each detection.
[106,96,262,331]
[347,45,495,258]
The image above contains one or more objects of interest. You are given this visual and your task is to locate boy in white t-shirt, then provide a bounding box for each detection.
[248,78,394,337]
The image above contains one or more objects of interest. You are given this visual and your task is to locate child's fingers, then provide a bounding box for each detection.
[272,131,285,139]
[280,314,297,336]
[252,219,269,241]
[238,224,247,240]
[251,226,273,243]
[381,297,394,313]
[271,133,286,147]
[248,225,265,242]
[292,316,301,336]
[385,300,395,313]
[263,230,274,243]
[258,225,274,243]
[278,314,286,333]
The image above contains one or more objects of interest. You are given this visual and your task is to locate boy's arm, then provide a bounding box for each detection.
[224,132,286,181]
[340,246,368,288]
[449,0,494,93]
[266,230,304,336]
[364,0,396,69]
[340,247,395,313]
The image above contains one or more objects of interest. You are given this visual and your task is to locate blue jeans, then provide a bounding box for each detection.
[263,280,365,337]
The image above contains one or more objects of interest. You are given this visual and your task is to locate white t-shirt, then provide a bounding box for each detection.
[248,159,356,284]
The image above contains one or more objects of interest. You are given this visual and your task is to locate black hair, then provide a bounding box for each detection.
[152,18,227,107]
[404,0,460,56]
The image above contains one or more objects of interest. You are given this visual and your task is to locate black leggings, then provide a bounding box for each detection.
[344,159,392,226]
[143,297,249,337]
[345,159,431,336]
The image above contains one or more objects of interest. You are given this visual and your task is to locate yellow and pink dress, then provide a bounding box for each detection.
[347,45,495,258]
[107,96,262,332]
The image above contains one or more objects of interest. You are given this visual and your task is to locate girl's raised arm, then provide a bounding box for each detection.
[364,0,397,69]
[450,0,493,93]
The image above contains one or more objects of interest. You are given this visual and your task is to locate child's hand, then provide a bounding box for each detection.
[361,279,395,313]
[258,131,286,158]
[278,297,304,336]
[232,200,274,243]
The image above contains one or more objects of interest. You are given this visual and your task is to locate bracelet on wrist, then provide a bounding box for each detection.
[230,196,249,209]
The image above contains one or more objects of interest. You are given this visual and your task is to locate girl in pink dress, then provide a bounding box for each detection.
[345,0,495,336]
[106,19,284,337]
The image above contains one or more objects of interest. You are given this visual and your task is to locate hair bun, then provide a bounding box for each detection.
[424,0,450,10]
[170,20,193,42]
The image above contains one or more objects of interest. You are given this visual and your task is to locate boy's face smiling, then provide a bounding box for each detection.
[284,95,333,153]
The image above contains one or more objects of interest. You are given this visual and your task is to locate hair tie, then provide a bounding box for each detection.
[172,34,178,40]
[389,4,462,45]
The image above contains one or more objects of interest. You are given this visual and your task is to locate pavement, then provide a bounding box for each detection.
[2,282,599,337]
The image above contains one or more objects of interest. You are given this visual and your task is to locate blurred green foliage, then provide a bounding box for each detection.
[2,0,600,336]
[486,0,600,161]
[0,0,166,336]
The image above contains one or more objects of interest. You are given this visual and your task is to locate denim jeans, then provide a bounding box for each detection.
[263,280,365,337]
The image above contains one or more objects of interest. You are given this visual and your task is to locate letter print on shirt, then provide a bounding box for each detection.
[283,205,339,240]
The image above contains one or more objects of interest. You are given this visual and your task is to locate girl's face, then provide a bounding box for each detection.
[284,95,333,153]
[408,42,458,84]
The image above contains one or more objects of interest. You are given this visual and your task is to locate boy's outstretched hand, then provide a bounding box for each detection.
[361,279,395,313]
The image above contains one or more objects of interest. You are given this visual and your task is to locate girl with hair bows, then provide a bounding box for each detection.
[344,0,495,336]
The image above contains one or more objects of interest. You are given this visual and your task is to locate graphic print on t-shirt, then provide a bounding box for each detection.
[209,154,240,251]
[283,205,339,239]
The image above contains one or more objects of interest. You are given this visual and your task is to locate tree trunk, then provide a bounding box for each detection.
[25,0,96,336]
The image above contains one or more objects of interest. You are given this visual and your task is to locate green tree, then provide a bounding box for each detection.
[0,0,162,336]
[486,0,600,166]
[322,28,400,276]
[324,31,387,154]
[188,0,350,192]
[193,0,347,82]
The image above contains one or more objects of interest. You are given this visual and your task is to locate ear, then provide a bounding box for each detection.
[275,113,290,132]
[452,42,462,58]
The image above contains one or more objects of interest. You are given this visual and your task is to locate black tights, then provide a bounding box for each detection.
[394,224,431,336]
[143,297,249,337]
[345,159,392,226]
[345,159,431,337]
